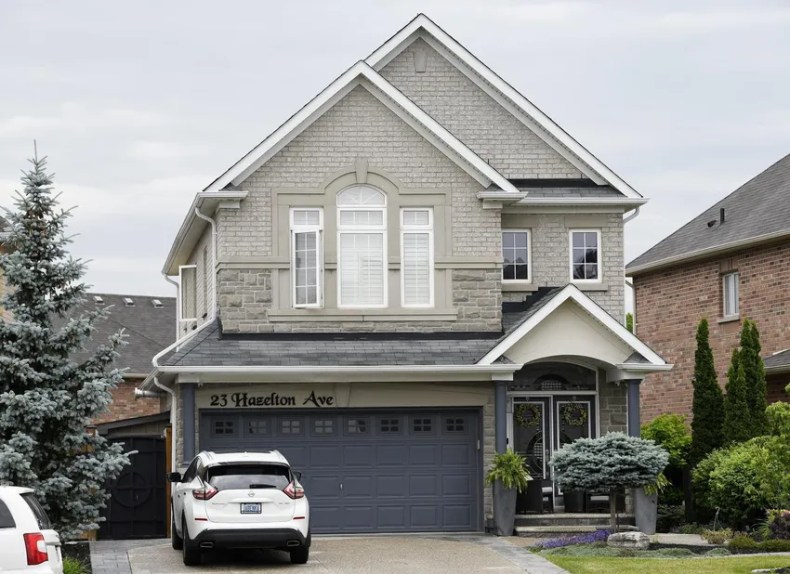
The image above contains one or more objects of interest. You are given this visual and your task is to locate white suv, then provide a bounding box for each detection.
[169,451,310,566]
[0,486,63,574]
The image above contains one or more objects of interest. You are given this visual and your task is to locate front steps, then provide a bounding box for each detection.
[515,512,636,537]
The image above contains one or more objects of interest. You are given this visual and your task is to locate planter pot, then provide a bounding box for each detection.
[524,479,544,514]
[634,487,658,535]
[564,490,586,513]
[493,480,517,536]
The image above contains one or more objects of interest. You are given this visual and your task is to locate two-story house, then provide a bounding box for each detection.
[141,14,668,534]
[627,153,790,423]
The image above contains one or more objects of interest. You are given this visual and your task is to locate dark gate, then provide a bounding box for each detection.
[99,436,166,539]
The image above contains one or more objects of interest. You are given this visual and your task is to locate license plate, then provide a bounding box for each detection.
[240,502,261,514]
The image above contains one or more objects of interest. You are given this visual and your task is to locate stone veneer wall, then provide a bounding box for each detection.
[634,241,790,422]
[499,212,626,321]
[216,86,502,333]
[598,378,628,434]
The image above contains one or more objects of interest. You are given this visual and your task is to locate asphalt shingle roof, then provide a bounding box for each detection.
[160,288,569,368]
[627,153,790,273]
[67,293,176,375]
[765,349,790,371]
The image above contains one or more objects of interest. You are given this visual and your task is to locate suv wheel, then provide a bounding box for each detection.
[171,516,183,550]
[182,517,201,566]
[290,532,311,564]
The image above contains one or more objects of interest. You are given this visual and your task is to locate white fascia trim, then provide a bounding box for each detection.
[158,364,519,377]
[163,191,248,276]
[366,14,643,200]
[626,229,790,277]
[614,363,674,372]
[477,283,667,366]
[517,197,647,207]
[204,61,516,194]
[476,191,528,202]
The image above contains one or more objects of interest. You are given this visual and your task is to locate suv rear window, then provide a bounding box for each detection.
[21,493,52,529]
[206,464,290,491]
[0,500,16,528]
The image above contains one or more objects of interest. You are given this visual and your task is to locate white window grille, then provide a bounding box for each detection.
[290,208,323,307]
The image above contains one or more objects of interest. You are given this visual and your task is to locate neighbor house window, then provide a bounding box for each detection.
[723,272,739,317]
[290,208,323,307]
[502,230,531,281]
[337,186,386,307]
[401,208,433,307]
[570,230,601,281]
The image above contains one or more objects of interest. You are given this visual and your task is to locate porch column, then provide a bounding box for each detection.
[626,379,641,437]
[182,383,196,462]
[495,381,507,452]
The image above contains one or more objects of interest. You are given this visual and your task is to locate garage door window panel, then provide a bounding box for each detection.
[245,418,269,436]
[279,418,304,436]
[379,418,401,434]
[412,417,434,433]
[212,420,236,437]
[312,418,336,436]
[345,418,369,435]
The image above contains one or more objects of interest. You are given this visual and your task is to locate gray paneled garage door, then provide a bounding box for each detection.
[199,409,481,534]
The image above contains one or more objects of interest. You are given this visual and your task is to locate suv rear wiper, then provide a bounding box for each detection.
[248,483,277,489]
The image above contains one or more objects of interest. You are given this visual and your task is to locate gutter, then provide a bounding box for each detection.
[155,364,520,377]
[627,229,790,277]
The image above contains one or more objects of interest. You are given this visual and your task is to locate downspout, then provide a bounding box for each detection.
[623,207,640,224]
[136,204,220,470]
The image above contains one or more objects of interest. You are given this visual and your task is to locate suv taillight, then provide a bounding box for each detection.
[283,479,305,500]
[192,485,218,500]
[24,533,48,565]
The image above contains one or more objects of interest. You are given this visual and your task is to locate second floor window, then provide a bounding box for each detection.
[401,208,433,307]
[722,272,739,317]
[502,230,530,281]
[570,230,601,282]
[337,186,386,307]
[290,208,323,307]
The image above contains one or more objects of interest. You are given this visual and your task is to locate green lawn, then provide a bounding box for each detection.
[546,555,790,574]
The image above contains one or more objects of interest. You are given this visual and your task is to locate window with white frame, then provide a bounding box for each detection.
[570,230,601,281]
[502,230,531,282]
[337,186,386,307]
[290,208,323,307]
[722,272,739,317]
[401,208,433,307]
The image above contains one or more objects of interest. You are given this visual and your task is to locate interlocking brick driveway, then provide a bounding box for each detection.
[94,535,568,573]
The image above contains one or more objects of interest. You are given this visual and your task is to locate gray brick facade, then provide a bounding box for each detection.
[380,38,583,180]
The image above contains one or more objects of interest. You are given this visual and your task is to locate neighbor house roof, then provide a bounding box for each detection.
[627,153,790,275]
[765,349,790,374]
[67,293,176,376]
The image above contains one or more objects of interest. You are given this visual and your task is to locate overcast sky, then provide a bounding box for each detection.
[1,0,788,298]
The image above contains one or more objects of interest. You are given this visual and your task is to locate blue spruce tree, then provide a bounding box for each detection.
[0,155,130,539]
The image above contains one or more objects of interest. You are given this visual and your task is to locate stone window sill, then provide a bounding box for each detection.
[502,282,538,293]
[718,314,740,324]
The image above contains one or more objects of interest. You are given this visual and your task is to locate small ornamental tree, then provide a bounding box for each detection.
[690,318,724,465]
[0,155,130,539]
[740,319,768,436]
[723,348,751,444]
[550,432,668,530]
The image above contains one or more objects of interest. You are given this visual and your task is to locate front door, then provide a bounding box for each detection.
[512,396,596,506]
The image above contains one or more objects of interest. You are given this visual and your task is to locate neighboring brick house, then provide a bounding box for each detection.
[627,153,790,422]
[65,293,176,428]
[141,14,668,534]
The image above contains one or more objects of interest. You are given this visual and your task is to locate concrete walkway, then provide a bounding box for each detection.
[90,534,568,574]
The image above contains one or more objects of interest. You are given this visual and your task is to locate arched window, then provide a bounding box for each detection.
[337,186,386,307]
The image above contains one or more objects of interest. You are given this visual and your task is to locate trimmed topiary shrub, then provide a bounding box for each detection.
[550,432,668,530]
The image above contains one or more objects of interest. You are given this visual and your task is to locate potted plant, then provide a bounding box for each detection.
[486,449,531,536]
[635,472,668,534]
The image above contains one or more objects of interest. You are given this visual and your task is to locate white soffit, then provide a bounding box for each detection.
[366,14,643,200]
[204,61,517,194]
[477,284,666,366]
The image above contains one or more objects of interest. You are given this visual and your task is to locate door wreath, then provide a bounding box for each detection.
[515,403,541,429]
[560,403,588,427]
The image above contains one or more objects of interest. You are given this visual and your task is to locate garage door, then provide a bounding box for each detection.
[199,409,481,533]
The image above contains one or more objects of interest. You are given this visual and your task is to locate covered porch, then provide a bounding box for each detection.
[481,285,671,527]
